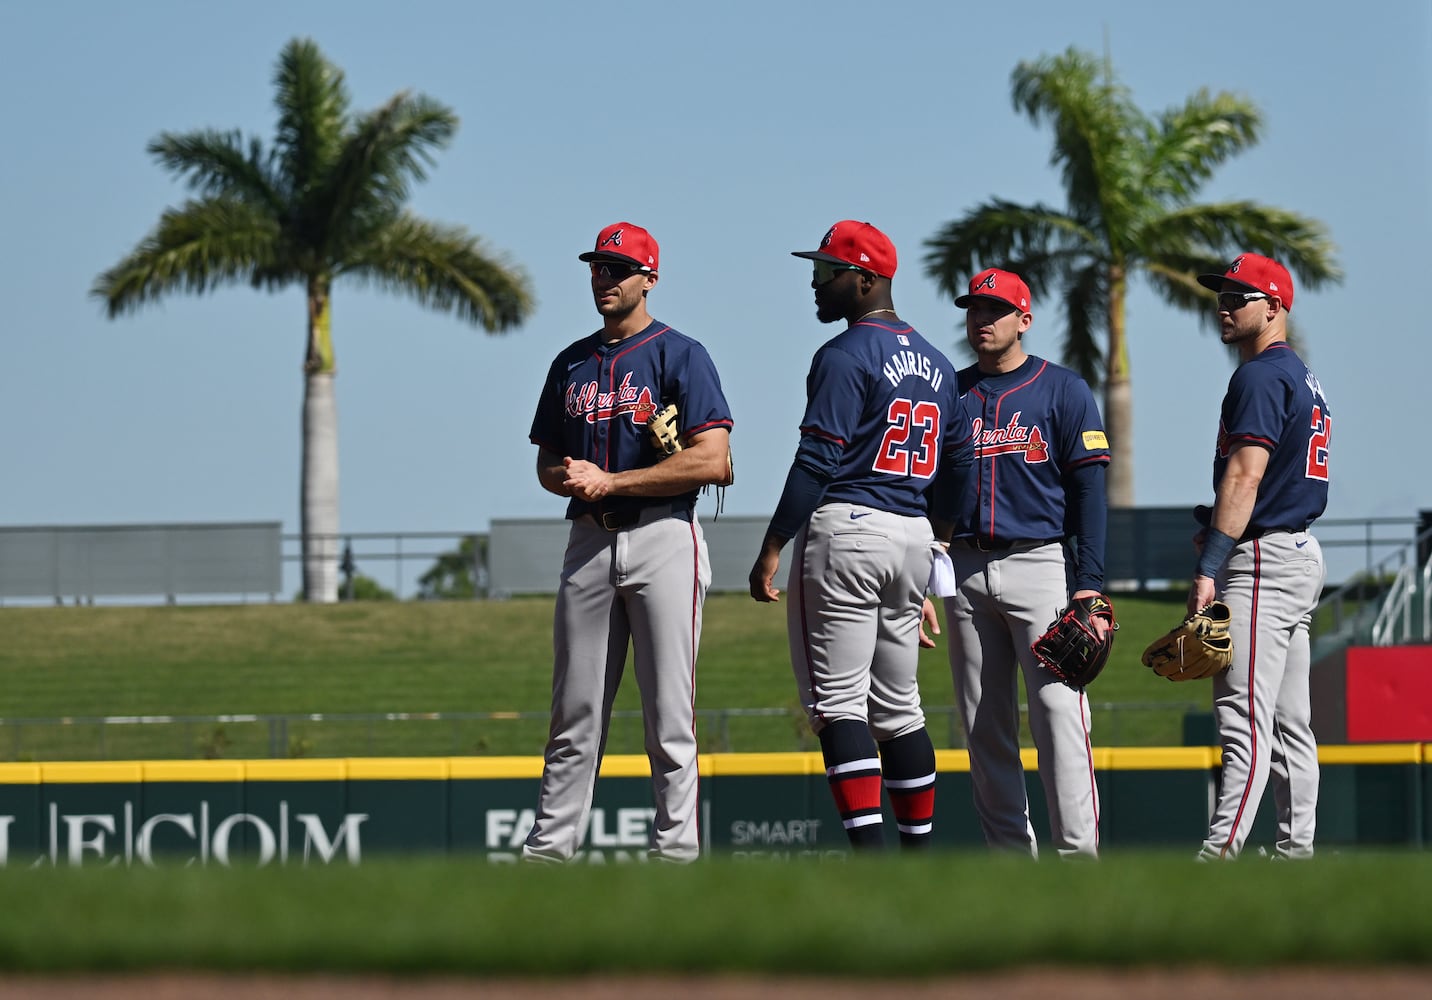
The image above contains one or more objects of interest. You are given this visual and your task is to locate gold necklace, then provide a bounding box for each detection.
[856,308,897,322]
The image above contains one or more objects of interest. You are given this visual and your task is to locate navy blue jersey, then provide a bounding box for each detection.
[798,317,965,516]
[530,320,733,521]
[1214,342,1329,532]
[952,355,1110,541]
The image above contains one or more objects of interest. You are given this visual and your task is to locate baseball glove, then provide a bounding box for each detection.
[1031,594,1118,688]
[1141,601,1233,681]
[647,403,683,457]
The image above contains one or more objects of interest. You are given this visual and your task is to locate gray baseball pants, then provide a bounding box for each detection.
[523,507,710,863]
[943,539,1100,858]
[1203,530,1325,860]
[786,503,937,740]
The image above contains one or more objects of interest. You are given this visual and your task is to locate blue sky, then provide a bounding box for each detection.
[1,0,1428,593]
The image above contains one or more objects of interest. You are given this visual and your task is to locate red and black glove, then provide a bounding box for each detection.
[1031,594,1117,688]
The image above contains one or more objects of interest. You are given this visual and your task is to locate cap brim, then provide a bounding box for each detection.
[578,250,651,270]
[1197,273,1257,293]
[790,250,849,266]
[954,292,1021,311]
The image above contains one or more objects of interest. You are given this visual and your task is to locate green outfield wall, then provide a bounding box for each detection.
[0,745,1425,865]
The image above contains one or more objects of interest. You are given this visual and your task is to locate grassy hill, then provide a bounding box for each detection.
[0,592,1207,760]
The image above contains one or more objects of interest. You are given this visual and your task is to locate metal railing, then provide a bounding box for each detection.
[1,514,1418,605]
[1370,546,1432,646]
[297,515,1425,598]
[283,531,486,600]
[1313,521,1432,660]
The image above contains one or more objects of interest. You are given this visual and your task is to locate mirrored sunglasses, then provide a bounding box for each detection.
[589,261,644,281]
[812,260,866,286]
[1216,291,1270,311]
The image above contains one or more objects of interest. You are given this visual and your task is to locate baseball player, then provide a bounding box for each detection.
[524,222,734,864]
[1189,253,1328,861]
[935,267,1111,859]
[748,221,972,851]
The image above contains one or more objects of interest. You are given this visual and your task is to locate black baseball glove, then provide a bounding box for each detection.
[1031,594,1118,688]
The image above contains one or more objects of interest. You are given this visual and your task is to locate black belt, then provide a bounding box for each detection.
[956,536,1061,552]
[1240,526,1302,543]
[592,503,693,532]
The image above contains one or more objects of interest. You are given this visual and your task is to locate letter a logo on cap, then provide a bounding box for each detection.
[601,229,623,248]
[1229,255,1244,273]
[975,272,997,291]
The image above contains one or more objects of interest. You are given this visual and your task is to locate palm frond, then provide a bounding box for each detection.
[339,213,534,331]
[90,199,284,317]
[1141,89,1261,201]
[1139,202,1342,305]
[1206,204,1342,289]
[319,92,458,255]
[923,199,1097,300]
[1058,265,1105,387]
[1142,261,1214,316]
[146,130,282,215]
[273,38,350,202]
[1010,47,1146,234]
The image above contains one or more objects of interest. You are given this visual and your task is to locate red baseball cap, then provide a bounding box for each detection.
[790,220,897,279]
[954,267,1031,313]
[1197,253,1293,311]
[578,222,659,272]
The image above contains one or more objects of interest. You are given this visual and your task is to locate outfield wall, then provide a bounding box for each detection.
[0,745,1425,865]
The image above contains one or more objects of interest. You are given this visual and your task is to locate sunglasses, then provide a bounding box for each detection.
[1216,291,1270,311]
[589,261,645,281]
[812,260,867,286]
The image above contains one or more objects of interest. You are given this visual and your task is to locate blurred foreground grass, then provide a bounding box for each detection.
[0,851,1428,972]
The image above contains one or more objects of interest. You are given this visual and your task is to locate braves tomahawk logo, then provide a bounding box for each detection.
[599,229,624,249]
[565,372,658,425]
[972,412,1049,463]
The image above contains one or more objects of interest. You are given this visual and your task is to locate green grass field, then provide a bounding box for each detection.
[0,598,1427,980]
[0,852,1429,972]
[0,592,1206,760]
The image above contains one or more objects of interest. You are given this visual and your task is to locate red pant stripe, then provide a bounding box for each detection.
[1221,539,1262,859]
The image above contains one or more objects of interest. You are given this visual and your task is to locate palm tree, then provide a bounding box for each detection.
[417,534,486,600]
[92,38,533,601]
[924,46,1341,506]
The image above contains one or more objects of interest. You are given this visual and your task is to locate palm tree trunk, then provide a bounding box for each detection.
[1105,377,1134,506]
[301,279,339,603]
[1105,270,1135,507]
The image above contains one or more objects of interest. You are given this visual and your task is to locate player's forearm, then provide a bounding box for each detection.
[1209,473,1260,540]
[535,452,572,497]
[608,439,730,496]
[1197,460,1263,579]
